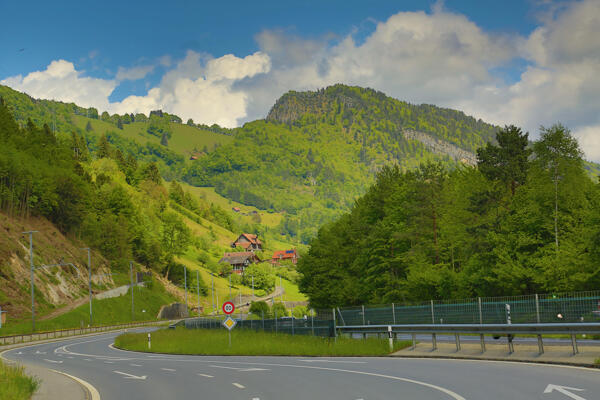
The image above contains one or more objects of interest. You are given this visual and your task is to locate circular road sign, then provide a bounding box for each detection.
[222,301,235,315]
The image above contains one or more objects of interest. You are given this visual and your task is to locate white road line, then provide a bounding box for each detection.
[84,358,92,361]
[211,365,243,370]
[50,369,101,400]
[161,368,176,372]
[43,359,63,364]
[232,383,245,389]
[299,359,366,364]
[197,373,214,378]
[130,363,142,367]
[114,370,147,380]
[104,361,114,364]
[252,398,260,400]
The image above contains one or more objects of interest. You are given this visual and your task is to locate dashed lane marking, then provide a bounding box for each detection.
[161,368,176,372]
[232,383,245,389]
[130,363,142,367]
[197,373,214,378]
[43,359,63,364]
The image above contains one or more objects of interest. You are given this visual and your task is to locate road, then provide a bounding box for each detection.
[2,330,599,400]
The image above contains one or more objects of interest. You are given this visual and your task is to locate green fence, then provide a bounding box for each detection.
[183,315,335,338]
[334,290,600,326]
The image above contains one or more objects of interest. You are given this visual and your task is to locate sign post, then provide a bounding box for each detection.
[222,301,236,347]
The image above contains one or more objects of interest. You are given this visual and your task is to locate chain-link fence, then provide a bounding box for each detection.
[183,312,335,338]
[334,290,600,326]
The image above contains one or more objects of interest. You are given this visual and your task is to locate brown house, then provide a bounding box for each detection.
[219,252,261,274]
[231,233,263,252]
[270,249,299,265]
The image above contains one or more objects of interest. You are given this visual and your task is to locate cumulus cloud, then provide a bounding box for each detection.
[1,60,116,110]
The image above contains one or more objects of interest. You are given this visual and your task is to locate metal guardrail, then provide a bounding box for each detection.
[337,323,600,355]
[0,320,168,346]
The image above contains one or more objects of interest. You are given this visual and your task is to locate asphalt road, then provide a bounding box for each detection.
[3,330,600,400]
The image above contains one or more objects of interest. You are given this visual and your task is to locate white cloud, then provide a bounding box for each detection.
[1,60,116,110]
[116,65,154,81]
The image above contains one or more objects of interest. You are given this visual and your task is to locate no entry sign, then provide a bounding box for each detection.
[222,301,235,315]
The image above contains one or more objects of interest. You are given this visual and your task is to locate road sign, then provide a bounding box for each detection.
[223,316,237,330]
[222,301,235,315]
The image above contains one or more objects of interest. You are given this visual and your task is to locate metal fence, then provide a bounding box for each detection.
[182,315,335,338]
[334,290,600,326]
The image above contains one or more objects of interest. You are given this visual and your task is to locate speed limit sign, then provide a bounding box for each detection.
[222,301,235,315]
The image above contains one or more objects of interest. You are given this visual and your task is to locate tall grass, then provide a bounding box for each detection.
[115,327,411,356]
[0,360,39,400]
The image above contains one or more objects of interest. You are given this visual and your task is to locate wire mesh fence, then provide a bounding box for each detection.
[183,313,335,338]
[334,290,600,326]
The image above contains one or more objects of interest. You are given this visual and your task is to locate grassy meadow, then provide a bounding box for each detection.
[115,327,411,356]
[0,360,39,400]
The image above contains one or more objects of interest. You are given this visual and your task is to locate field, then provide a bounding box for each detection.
[280,278,308,302]
[115,327,411,356]
[72,116,233,157]
[0,360,39,400]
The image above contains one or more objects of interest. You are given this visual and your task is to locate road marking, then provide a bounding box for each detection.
[161,368,176,372]
[211,365,243,370]
[50,369,100,400]
[252,398,260,400]
[35,350,46,354]
[544,384,586,400]
[67,356,74,359]
[43,358,63,364]
[114,370,147,380]
[130,363,142,367]
[84,358,92,361]
[299,359,366,364]
[239,368,270,372]
[104,361,114,364]
[197,373,214,378]
[16,351,23,354]
[232,383,245,389]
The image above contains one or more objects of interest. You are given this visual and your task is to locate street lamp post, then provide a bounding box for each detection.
[196,270,200,315]
[81,248,92,325]
[184,264,187,307]
[130,261,134,321]
[24,231,37,331]
[252,275,254,299]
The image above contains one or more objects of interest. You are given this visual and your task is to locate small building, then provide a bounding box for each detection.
[219,252,261,274]
[271,249,299,265]
[232,207,241,213]
[231,233,263,252]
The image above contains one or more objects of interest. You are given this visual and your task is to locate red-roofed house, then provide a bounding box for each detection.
[231,233,263,252]
[270,249,299,265]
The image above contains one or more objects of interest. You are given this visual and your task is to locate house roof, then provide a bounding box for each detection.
[236,233,262,245]
[219,252,260,265]
[272,249,297,260]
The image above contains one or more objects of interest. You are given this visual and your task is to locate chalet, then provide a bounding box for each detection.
[231,233,263,252]
[271,249,299,265]
[219,252,261,274]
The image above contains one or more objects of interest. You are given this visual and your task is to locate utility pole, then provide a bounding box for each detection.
[252,275,254,299]
[184,264,187,307]
[130,261,134,321]
[229,275,231,300]
[81,248,92,325]
[24,231,38,331]
[196,270,200,315]
[211,274,215,312]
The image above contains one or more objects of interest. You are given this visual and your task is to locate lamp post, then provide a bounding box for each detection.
[196,270,200,315]
[130,261,134,321]
[81,248,92,325]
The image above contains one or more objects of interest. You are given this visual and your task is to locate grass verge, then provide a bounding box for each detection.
[115,327,411,356]
[0,360,39,400]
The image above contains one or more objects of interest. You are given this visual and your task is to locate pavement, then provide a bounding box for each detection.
[2,329,600,400]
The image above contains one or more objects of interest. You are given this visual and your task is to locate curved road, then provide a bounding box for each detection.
[3,330,599,400]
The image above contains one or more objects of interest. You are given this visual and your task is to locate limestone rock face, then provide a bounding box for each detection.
[157,302,189,319]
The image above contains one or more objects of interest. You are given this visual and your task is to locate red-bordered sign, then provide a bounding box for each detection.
[222,301,235,315]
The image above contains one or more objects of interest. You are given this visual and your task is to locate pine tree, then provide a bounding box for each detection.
[97,134,112,159]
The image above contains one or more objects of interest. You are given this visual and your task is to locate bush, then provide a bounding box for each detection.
[271,302,288,317]
[249,301,270,318]
[242,264,275,291]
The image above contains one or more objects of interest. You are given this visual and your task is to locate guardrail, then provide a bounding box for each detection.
[0,320,168,347]
[337,323,600,355]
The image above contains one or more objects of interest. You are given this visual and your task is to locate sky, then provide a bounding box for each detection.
[1,0,600,159]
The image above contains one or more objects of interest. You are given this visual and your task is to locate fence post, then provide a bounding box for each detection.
[571,334,578,355]
[362,305,365,325]
[480,333,486,353]
[262,311,264,330]
[311,312,314,336]
[332,308,337,342]
[537,335,544,354]
[455,334,461,351]
[478,297,483,324]
[275,310,278,334]
[432,333,437,350]
[392,303,396,324]
[430,300,435,324]
[535,294,540,323]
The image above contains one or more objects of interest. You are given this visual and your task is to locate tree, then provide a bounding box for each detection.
[96,134,112,159]
[533,124,584,252]
[477,125,531,195]
[160,132,169,146]
[271,302,288,317]
[85,121,93,132]
[141,162,161,184]
[160,211,192,275]
[241,264,275,291]
[249,301,270,318]
[187,118,194,126]
[117,117,123,130]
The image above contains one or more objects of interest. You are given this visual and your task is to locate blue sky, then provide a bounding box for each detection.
[1,0,599,159]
